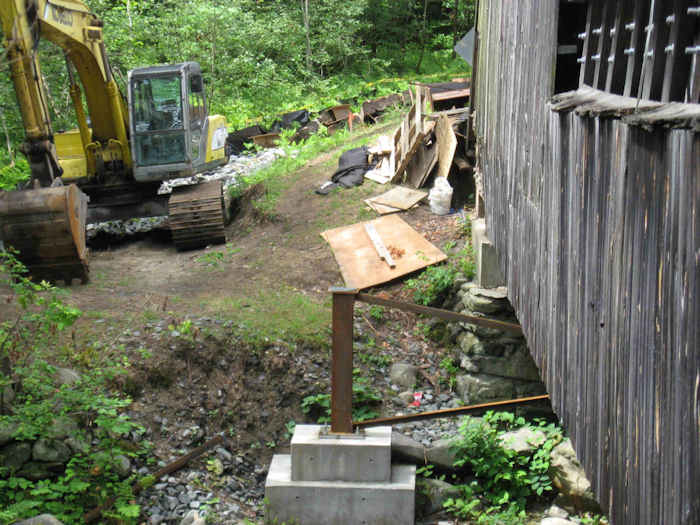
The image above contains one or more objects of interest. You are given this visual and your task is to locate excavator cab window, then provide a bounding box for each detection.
[131,74,187,167]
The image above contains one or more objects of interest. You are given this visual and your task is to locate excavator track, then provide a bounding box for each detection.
[168,180,226,251]
[0,184,89,284]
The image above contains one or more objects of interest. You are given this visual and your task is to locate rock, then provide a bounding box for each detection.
[391,431,426,465]
[48,416,79,439]
[426,438,457,470]
[397,391,415,405]
[32,438,71,463]
[0,440,32,471]
[114,454,132,477]
[17,461,64,480]
[458,355,479,373]
[457,332,480,354]
[64,434,90,455]
[14,515,65,525]
[179,510,205,525]
[216,446,233,463]
[466,349,541,381]
[389,363,418,389]
[417,478,461,515]
[545,504,569,518]
[464,291,506,315]
[499,427,546,454]
[540,519,577,525]
[455,373,514,404]
[0,384,15,412]
[54,367,80,386]
[0,420,18,446]
[549,439,601,513]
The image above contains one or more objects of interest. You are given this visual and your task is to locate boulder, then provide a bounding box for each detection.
[54,367,80,386]
[48,416,79,439]
[545,504,569,518]
[455,373,514,404]
[15,515,65,525]
[549,439,601,513]
[0,420,18,446]
[1,384,15,412]
[465,349,541,382]
[33,438,71,463]
[17,461,64,481]
[498,427,546,454]
[426,438,457,470]
[464,290,507,315]
[389,363,418,389]
[0,440,32,471]
[64,434,90,455]
[114,454,132,478]
[417,478,461,515]
[391,431,426,465]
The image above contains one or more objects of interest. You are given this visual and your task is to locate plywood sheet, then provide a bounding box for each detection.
[371,186,427,209]
[321,214,446,290]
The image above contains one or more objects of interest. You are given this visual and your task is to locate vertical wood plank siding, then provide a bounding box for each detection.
[474,2,699,524]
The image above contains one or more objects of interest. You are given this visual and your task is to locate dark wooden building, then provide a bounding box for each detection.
[471,1,699,524]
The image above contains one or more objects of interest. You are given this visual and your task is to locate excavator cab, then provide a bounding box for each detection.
[128,62,228,182]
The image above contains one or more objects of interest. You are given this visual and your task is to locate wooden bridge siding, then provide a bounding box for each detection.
[474,2,699,524]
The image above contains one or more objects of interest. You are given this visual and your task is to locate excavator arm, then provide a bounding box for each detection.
[0,0,131,282]
[1,0,131,185]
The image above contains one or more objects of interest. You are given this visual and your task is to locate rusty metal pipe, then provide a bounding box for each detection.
[353,394,551,429]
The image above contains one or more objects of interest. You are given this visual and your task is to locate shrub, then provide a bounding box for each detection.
[0,250,146,523]
[443,411,562,521]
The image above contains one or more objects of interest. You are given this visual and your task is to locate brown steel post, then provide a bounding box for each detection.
[330,287,357,434]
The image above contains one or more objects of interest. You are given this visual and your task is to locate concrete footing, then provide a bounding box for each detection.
[471,218,505,288]
[265,425,416,525]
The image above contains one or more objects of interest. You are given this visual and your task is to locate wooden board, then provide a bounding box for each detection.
[321,214,446,290]
[435,115,457,180]
[364,199,401,215]
[371,186,427,210]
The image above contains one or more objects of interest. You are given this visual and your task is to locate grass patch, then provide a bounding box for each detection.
[211,286,331,348]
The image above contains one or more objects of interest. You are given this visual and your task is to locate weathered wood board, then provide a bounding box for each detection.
[436,115,457,180]
[321,214,446,290]
[370,186,427,210]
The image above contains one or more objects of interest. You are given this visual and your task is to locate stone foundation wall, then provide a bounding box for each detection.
[444,280,548,408]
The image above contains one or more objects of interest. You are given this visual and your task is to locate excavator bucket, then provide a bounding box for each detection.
[0,184,89,284]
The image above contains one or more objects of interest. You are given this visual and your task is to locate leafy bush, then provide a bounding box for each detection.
[0,250,146,523]
[443,411,562,521]
[405,263,457,306]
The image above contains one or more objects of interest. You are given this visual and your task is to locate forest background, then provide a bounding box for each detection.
[0,0,474,184]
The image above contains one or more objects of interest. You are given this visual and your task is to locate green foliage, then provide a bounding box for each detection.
[0,152,29,190]
[368,305,385,322]
[405,263,457,306]
[301,371,381,424]
[0,250,146,523]
[442,411,563,521]
[439,356,459,390]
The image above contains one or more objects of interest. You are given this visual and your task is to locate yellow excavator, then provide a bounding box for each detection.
[0,0,230,283]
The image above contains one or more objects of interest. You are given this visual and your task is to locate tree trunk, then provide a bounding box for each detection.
[302,0,312,73]
[452,0,459,58]
[416,0,429,73]
[126,0,133,29]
